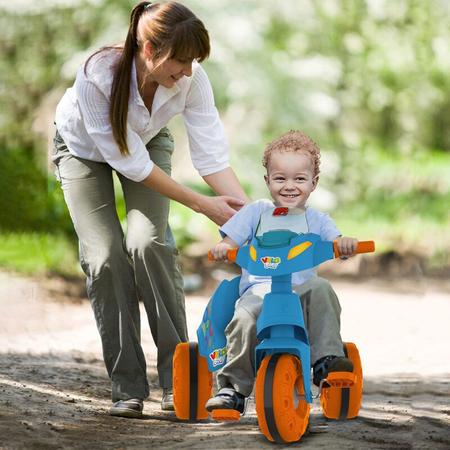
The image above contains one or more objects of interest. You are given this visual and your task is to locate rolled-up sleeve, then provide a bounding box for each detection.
[319,212,341,241]
[75,77,153,182]
[182,65,229,176]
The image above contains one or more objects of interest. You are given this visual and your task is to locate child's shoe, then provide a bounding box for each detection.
[205,386,246,414]
[313,355,353,387]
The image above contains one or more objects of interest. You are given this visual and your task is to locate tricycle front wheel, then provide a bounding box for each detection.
[255,354,310,443]
[173,342,212,420]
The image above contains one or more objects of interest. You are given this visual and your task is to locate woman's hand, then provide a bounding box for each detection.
[199,195,245,226]
[141,165,246,225]
[141,166,245,225]
[335,236,358,258]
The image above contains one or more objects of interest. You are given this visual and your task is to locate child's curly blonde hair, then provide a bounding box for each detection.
[262,130,321,177]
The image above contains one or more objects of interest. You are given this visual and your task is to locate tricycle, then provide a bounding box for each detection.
[172,228,374,444]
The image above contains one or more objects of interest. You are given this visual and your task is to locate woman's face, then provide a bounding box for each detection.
[150,57,193,88]
[142,43,193,88]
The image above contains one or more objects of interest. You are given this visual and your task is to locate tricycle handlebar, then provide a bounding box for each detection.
[208,240,375,262]
[333,240,375,258]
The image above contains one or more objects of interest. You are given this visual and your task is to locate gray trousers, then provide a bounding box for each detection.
[52,128,188,402]
[216,277,344,396]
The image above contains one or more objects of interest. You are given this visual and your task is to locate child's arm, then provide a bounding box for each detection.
[210,236,239,261]
[335,236,359,258]
[318,211,357,257]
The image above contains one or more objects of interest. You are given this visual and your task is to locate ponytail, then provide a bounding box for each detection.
[110,2,152,156]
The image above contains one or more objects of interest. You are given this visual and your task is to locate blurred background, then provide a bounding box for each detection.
[0,0,449,283]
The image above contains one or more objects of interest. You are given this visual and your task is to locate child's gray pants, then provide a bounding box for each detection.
[216,277,344,397]
[52,128,188,402]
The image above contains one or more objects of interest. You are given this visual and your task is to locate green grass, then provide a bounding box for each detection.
[0,233,79,276]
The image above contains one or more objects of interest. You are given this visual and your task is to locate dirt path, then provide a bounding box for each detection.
[0,271,449,449]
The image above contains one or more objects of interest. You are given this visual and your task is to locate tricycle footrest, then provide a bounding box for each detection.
[324,371,356,388]
[211,409,241,421]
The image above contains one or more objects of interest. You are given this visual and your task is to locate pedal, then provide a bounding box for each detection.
[324,371,356,388]
[211,409,241,421]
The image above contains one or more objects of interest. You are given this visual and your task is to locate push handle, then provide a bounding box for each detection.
[208,248,238,262]
[333,240,375,258]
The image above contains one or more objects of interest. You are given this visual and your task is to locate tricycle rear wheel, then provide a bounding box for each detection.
[320,342,363,419]
[255,354,310,443]
[173,342,212,420]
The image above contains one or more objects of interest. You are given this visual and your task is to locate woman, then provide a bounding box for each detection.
[53,1,247,418]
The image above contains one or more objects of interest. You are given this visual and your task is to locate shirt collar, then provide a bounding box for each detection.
[132,57,180,114]
[152,81,180,115]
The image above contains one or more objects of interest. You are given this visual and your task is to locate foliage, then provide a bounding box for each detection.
[0,0,449,275]
[0,146,74,234]
[0,148,48,231]
[1,5,99,151]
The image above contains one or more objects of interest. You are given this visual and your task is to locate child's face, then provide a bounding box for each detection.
[264,150,318,208]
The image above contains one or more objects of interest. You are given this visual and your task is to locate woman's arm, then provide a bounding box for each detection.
[182,66,249,207]
[203,167,250,206]
[141,165,244,225]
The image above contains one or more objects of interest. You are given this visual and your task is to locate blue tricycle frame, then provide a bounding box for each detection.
[197,231,336,404]
[174,228,374,443]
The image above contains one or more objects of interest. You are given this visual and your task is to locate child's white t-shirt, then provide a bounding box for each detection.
[220,199,341,295]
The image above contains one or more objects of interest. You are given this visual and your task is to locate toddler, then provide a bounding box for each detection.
[206,130,358,413]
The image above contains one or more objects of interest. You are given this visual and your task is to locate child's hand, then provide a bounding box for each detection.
[335,236,358,258]
[210,241,233,261]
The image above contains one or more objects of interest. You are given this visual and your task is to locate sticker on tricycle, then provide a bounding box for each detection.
[209,347,227,367]
[260,256,281,269]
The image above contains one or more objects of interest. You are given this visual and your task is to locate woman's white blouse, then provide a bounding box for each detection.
[55,50,230,182]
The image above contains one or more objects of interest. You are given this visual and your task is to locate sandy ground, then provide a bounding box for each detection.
[0,270,449,449]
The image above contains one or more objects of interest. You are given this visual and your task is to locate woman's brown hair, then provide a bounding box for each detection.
[85,1,210,156]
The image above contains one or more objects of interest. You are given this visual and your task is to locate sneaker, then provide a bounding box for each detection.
[161,388,174,411]
[205,387,246,414]
[110,398,143,418]
[313,355,353,387]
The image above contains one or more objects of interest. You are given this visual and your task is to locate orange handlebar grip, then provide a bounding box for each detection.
[357,241,375,253]
[207,248,239,262]
[227,248,238,262]
[333,240,375,258]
